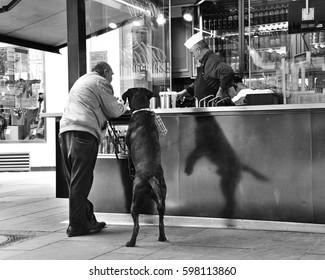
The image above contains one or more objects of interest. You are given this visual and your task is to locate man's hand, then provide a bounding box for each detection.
[177,89,190,101]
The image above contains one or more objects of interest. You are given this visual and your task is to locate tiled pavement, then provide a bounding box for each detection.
[1,171,325,260]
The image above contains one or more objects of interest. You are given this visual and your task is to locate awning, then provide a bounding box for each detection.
[0,0,196,53]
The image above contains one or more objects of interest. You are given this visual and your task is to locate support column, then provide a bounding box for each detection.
[66,0,87,90]
[57,0,87,198]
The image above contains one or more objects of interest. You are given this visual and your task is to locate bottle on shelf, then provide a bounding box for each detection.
[263,8,269,24]
[275,29,281,47]
[252,33,259,49]
[274,5,280,23]
[244,8,249,26]
[280,4,286,22]
[259,31,266,49]
[264,30,270,48]
[212,17,217,31]
[217,12,222,30]
[232,9,238,29]
[208,17,212,30]
[227,10,233,29]
[284,4,288,22]
[252,8,259,26]
[269,28,276,48]
[258,7,264,25]
[203,17,208,30]
[268,6,275,23]
[222,11,228,29]
[320,32,325,43]
[280,28,287,46]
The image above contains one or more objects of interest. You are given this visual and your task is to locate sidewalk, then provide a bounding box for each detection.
[0,171,325,260]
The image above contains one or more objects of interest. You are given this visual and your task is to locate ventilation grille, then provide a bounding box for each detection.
[0,153,30,172]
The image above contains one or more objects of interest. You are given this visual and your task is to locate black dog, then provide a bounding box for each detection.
[122,87,167,247]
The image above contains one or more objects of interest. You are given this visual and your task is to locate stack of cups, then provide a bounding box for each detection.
[150,97,158,109]
[159,91,178,109]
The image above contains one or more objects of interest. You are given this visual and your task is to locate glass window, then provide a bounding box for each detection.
[0,45,45,141]
[194,0,325,106]
[86,0,171,98]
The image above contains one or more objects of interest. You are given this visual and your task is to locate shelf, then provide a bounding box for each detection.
[97,153,128,159]
[246,21,288,31]
[311,42,325,48]
[252,46,286,55]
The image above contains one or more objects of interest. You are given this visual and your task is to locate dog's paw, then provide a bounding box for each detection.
[125,241,136,247]
[158,235,167,242]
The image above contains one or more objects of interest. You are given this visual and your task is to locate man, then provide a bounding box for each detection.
[59,62,127,237]
[177,32,236,106]
[36,92,44,133]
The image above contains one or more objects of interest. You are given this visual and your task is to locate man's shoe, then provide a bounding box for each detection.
[89,221,106,234]
[97,221,106,228]
[66,222,106,237]
[66,226,89,237]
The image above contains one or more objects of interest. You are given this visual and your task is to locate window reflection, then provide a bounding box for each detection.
[0,45,45,141]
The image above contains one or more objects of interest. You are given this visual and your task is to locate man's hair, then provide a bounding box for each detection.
[195,40,209,50]
[92,62,112,77]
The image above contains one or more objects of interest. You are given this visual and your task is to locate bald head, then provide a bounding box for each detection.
[92,62,112,78]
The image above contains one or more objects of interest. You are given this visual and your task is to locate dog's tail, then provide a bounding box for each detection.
[242,164,268,182]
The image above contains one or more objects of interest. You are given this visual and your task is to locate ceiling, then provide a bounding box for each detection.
[0,0,66,52]
[0,0,198,53]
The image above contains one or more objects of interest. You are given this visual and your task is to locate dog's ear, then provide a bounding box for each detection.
[122,89,131,104]
[144,88,159,100]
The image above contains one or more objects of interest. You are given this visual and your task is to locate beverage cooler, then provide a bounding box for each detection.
[180,0,325,106]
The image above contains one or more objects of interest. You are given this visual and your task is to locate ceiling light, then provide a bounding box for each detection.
[183,8,193,22]
[157,13,166,25]
[133,20,141,26]
[109,23,118,29]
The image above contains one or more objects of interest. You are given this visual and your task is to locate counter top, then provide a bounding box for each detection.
[40,112,63,118]
[41,103,325,119]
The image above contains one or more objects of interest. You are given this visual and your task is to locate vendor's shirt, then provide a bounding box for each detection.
[186,50,234,100]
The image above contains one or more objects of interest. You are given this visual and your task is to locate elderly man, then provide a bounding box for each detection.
[59,62,127,237]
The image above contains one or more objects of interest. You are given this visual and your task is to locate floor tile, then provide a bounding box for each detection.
[7,240,121,260]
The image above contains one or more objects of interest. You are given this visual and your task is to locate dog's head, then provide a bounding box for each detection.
[122,87,159,111]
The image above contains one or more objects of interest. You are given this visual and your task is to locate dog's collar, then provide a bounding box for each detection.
[131,108,153,115]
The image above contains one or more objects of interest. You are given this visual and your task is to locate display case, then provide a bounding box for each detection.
[190,0,325,105]
[197,0,241,73]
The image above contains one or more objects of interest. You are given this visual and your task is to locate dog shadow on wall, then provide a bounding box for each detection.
[184,116,268,221]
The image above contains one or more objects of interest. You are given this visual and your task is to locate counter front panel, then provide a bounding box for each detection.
[50,106,325,224]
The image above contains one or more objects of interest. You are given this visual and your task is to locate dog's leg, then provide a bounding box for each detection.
[150,177,167,242]
[126,179,143,247]
[127,154,135,180]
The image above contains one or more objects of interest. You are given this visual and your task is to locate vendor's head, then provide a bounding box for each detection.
[184,32,208,60]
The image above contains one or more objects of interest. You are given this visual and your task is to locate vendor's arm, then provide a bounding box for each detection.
[177,83,194,100]
[215,62,234,97]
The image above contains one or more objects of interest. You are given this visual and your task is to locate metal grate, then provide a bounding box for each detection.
[0,234,31,248]
[0,153,30,172]
[0,231,44,248]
